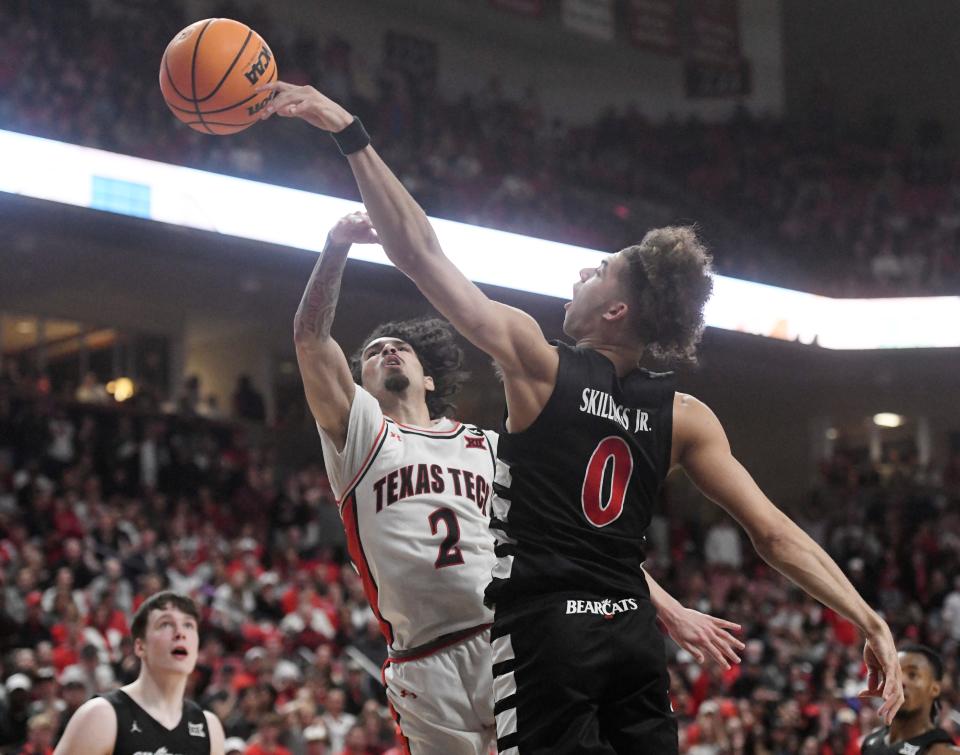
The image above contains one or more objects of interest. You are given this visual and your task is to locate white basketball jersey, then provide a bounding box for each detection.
[319,387,497,651]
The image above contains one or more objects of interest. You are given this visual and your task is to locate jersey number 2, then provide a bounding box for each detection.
[581,436,634,528]
[428,508,465,568]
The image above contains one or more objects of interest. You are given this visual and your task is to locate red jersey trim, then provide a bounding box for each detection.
[385,623,492,664]
[381,662,413,755]
[341,493,395,646]
[337,418,388,514]
[389,418,463,436]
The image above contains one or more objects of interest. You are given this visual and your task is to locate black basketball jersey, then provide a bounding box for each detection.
[103,689,211,755]
[485,341,674,607]
[861,726,955,754]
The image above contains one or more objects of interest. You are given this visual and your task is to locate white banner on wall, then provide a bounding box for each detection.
[1,128,959,350]
[561,0,616,41]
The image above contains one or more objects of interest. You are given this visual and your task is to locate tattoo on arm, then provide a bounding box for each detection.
[294,237,351,341]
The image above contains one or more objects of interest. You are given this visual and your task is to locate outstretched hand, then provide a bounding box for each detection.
[858,629,904,726]
[662,608,744,669]
[329,211,380,246]
[255,81,353,132]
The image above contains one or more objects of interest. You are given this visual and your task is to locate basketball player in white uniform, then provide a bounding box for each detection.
[292,211,745,755]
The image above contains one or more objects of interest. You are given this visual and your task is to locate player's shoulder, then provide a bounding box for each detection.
[54,697,117,755]
[351,383,384,414]
[462,422,498,445]
[203,708,226,749]
[463,422,495,436]
[858,727,889,753]
[75,695,119,723]
[928,743,960,754]
[672,392,721,428]
[670,393,729,462]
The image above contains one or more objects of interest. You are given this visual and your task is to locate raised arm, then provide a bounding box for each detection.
[643,567,744,669]
[671,392,903,724]
[293,212,378,450]
[260,82,558,429]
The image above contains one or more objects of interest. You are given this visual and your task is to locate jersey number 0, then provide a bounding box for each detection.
[581,436,633,527]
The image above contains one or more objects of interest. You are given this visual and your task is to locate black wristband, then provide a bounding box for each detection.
[330,116,371,156]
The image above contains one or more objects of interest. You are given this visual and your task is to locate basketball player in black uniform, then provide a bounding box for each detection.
[861,645,958,755]
[257,82,903,754]
[54,591,225,755]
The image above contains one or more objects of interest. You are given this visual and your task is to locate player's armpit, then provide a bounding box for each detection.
[295,337,356,450]
[52,698,117,755]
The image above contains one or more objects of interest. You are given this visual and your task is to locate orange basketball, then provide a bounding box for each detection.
[159,18,278,135]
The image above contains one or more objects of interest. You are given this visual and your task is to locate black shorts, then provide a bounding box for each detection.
[490,593,677,755]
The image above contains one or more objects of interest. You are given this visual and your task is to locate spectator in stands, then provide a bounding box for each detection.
[12,592,51,648]
[74,373,110,405]
[303,722,329,755]
[338,725,371,755]
[53,667,88,741]
[0,355,958,751]
[26,667,58,718]
[3,0,960,296]
[224,685,263,742]
[321,690,355,754]
[88,557,133,615]
[212,570,256,634]
[233,375,267,423]
[943,575,960,641]
[357,700,393,752]
[16,711,55,755]
[51,538,97,591]
[244,711,291,755]
[703,518,743,570]
[2,673,33,746]
[177,375,203,416]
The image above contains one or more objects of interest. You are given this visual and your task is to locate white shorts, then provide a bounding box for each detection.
[383,628,495,755]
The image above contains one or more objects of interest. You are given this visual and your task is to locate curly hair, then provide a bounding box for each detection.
[621,226,714,363]
[350,317,468,419]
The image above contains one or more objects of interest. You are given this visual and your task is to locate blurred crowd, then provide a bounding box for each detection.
[2,0,960,296]
[3,1,960,753]
[0,386,399,755]
[2,373,960,754]
[644,444,960,754]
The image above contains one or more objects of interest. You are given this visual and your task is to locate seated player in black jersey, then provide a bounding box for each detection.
[861,645,959,755]
[256,82,902,755]
[54,591,225,755]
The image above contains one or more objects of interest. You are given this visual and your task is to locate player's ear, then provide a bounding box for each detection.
[133,637,145,659]
[602,300,629,323]
[423,375,435,393]
[930,679,941,698]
